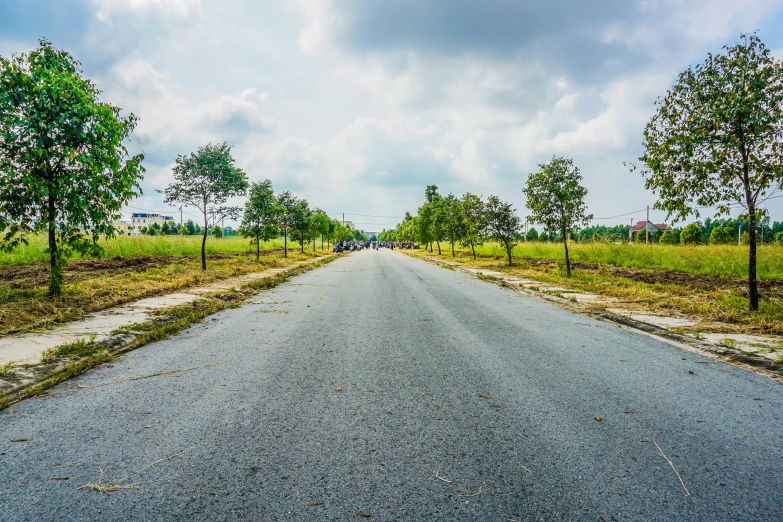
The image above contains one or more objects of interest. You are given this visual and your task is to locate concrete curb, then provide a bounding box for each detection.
[0,255,338,408]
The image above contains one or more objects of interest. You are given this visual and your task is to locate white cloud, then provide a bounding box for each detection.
[93,0,203,22]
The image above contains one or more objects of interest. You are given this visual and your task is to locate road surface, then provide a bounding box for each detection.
[1,250,782,521]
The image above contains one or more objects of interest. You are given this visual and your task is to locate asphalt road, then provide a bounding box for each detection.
[1,249,782,521]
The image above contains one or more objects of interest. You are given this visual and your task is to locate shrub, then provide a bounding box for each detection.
[680,223,703,245]
[660,230,677,245]
[709,225,735,245]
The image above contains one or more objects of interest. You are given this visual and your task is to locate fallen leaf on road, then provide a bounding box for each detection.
[688,370,695,375]
[307,502,323,507]
[594,416,602,422]
[9,439,28,443]
[336,387,343,392]
[357,513,372,519]
[46,477,69,481]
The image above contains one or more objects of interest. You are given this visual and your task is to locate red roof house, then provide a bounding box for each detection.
[631,221,672,233]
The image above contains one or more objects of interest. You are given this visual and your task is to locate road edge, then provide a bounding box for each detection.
[405,251,783,380]
[0,254,340,410]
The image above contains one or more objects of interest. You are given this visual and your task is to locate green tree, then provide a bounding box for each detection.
[484,195,521,265]
[523,157,592,276]
[239,180,280,262]
[709,225,735,245]
[0,39,145,296]
[680,223,703,245]
[161,221,171,235]
[146,223,160,236]
[277,191,299,257]
[460,192,487,259]
[660,230,677,245]
[633,230,646,244]
[441,193,465,257]
[184,219,196,235]
[773,231,783,244]
[289,199,312,253]
[211,225,223,238]
[310,209,331,251]
[525,227,539,242]
[637,34,783,310]
[161,142,248,270]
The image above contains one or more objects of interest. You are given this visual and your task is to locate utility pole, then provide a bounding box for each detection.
[738,223,742,245]
[630,218,633,244]
[342,213,345,226]
[179,206,183,227]
[646,205,650,244]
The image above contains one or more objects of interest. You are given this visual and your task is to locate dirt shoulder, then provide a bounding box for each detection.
[0,249,321,336]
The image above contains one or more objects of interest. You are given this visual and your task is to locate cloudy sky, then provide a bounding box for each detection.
[2,0,783,231]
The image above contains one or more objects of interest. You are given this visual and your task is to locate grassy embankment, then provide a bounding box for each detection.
[412,242,783,336]
[0,234,331,336]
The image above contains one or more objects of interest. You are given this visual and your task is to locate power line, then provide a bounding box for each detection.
[332,212,407,219]
[591,208,647,220]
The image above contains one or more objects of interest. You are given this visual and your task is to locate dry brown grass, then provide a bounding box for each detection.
[0,249,328,336]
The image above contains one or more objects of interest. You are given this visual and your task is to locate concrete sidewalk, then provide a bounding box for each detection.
[0,258,325,366]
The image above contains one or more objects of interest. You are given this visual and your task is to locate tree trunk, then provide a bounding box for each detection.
[451,240,455,257]
[429,242,432,253]
[47,189,61,297]
[563,232,571,277]
[436,241,441,255]
[284,228,288,258]
[748,206,759,310]
[741,142,759,311]
[471,245,476,260]
[505,240,512,266]
[256,232,260,263]
[200,207,210,270]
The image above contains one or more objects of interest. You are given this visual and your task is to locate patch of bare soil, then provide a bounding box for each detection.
[0,250,283,289]
[519,257,783,300]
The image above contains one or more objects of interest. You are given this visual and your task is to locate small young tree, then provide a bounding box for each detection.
[310,209,331,251]
[239,179,280,262]
[523,157,592,276]
[525,227,539,242]
[277,191,299,257]
[484,195,521,265]
[211,225,223,239]
[460,192,486,259]
[636,34,783,311]
[0,40,145,296]
[161,142,248,270]
[289,199,312,253]
[441,193,465,257]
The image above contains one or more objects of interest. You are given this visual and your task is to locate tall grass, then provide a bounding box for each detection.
[0,234,287,267]
[466,242,783,280]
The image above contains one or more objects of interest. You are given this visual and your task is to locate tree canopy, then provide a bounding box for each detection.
[239,179,280,262]
[523,156,592,276]
[0,39,145,296]
[637,34,783,310]
[161,142,248,270]
[485,195,521,265]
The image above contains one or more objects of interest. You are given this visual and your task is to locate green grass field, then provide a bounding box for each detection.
[461,242,783,280]
[0,234,289,267]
